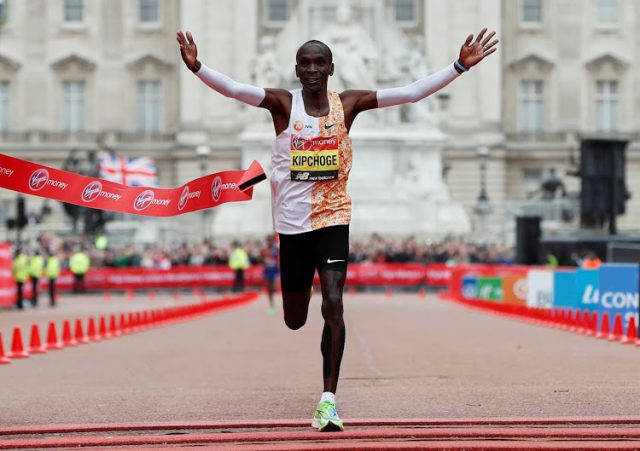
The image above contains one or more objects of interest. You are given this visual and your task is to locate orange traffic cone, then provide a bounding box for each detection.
[75,318,89,344]
[99,316,111,339]
[87,317,101,341]
[622,315,637,344]
[609,313,623,341]
[9,327,28,358]
[119,313,129,334]
[148,290,157,300]
[46,321,63,350]
[173,290,180,301]
[590,311,599,336]
[109,315,120,337]
[28,324,46,354]
[597,312,610,339]
[0,332,10,364]
[62,320,77,346]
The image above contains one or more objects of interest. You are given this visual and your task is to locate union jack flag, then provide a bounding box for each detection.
[98,152,158,187]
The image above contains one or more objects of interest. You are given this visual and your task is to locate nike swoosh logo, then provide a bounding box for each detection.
[324,123,335,130]
[327,258,345,264]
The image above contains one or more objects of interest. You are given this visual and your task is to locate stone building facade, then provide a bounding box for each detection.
[0,0,638,243]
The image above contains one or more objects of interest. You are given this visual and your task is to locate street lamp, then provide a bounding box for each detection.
[474,146,492,239]
[195,145,212,240]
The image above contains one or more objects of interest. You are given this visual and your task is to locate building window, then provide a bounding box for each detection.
[137,81,161,132]
[266,0,289,23]
[62,81,85,132]
[519,80,544,131]
[522,0,542,23]
[0,0,8,26]
[597,0,617,23]
[0,81,9,131]
[64,0,83,22]
[394,0,416,23]
[596,80,619,132]
[139,0,159,23]
[523,168,543,182]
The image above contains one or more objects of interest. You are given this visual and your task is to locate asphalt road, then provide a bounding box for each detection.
[1,290,639,426]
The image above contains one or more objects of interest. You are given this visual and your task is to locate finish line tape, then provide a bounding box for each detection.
[0,154,266,217]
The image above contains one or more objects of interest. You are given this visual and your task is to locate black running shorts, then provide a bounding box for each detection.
[278,225,349,292]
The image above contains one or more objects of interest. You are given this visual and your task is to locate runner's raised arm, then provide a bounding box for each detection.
[176,30,291,129]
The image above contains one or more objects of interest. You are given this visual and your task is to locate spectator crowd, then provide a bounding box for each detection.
[15,232,517,271]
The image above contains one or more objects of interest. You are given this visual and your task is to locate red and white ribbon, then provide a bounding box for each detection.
[0,154,266,217]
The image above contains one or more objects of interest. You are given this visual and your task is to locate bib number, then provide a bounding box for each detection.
[290,135,339,182]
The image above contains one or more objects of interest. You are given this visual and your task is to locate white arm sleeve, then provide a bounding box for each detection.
[376,63,459,108]
[195,63,266,107]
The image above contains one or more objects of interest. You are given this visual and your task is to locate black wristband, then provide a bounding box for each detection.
[190,60,202,73]
[453,59,468,74]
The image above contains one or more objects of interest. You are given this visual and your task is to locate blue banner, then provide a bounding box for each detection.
[553,270,577,309]
[576,269,599,312]
[598,264,639,333]
[462,276,477,300]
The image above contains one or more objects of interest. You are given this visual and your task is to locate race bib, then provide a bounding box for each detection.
[290,135,339,182]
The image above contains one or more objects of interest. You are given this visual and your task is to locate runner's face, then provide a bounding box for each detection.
[295,46,334,92]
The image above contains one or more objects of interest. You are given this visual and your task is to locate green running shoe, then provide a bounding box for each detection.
[311,400,344,432]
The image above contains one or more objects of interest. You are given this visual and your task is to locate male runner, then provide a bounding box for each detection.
[177,28,498,432]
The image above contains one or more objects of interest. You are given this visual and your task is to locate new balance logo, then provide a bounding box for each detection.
[327,258,345,264]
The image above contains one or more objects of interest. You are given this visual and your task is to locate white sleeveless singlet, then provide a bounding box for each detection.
[270,89,352,234]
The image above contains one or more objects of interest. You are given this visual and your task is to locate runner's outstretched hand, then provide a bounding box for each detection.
[458,28,499,69]
[176,30,201,72]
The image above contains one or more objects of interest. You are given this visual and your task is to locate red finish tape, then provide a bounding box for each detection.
[0,154,266,216]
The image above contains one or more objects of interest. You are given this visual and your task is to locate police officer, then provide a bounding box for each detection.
[12,247,29,310]
[45,251,61,306]
[28,249,45,307]
[69,247,90,293]
[228,241,250,292]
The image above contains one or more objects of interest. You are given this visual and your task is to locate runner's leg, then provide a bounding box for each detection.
[315,225,349,394]
[279,231,315,330]
[318,268,346,393]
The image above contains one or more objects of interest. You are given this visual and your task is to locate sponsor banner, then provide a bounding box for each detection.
[502,274,528,306]
[16,263,430,294]
[526,269,554,308]
[552,270,578,309]
[0,154,265,217]
[0,243,13,307]
[476,277,503,301]
[462,276,478,300]
[577,269,599,311]
[598,264,639,333]
[343,263,426,286]
[425,264,452,287]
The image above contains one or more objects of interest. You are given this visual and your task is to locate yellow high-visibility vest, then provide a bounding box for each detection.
[228,248,250,271]
[29,254,45,278]
[13,254,29,283]
[69,252,90,275]
[46,256,61,279]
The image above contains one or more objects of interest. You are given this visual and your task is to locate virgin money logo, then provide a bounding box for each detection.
[211,177,223,201]
[82,181,102,202]
[29,169,68,191]
[178,186,201,211]
[134,190,155,211]
[29,169,49,191]
[211,176,237,201]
